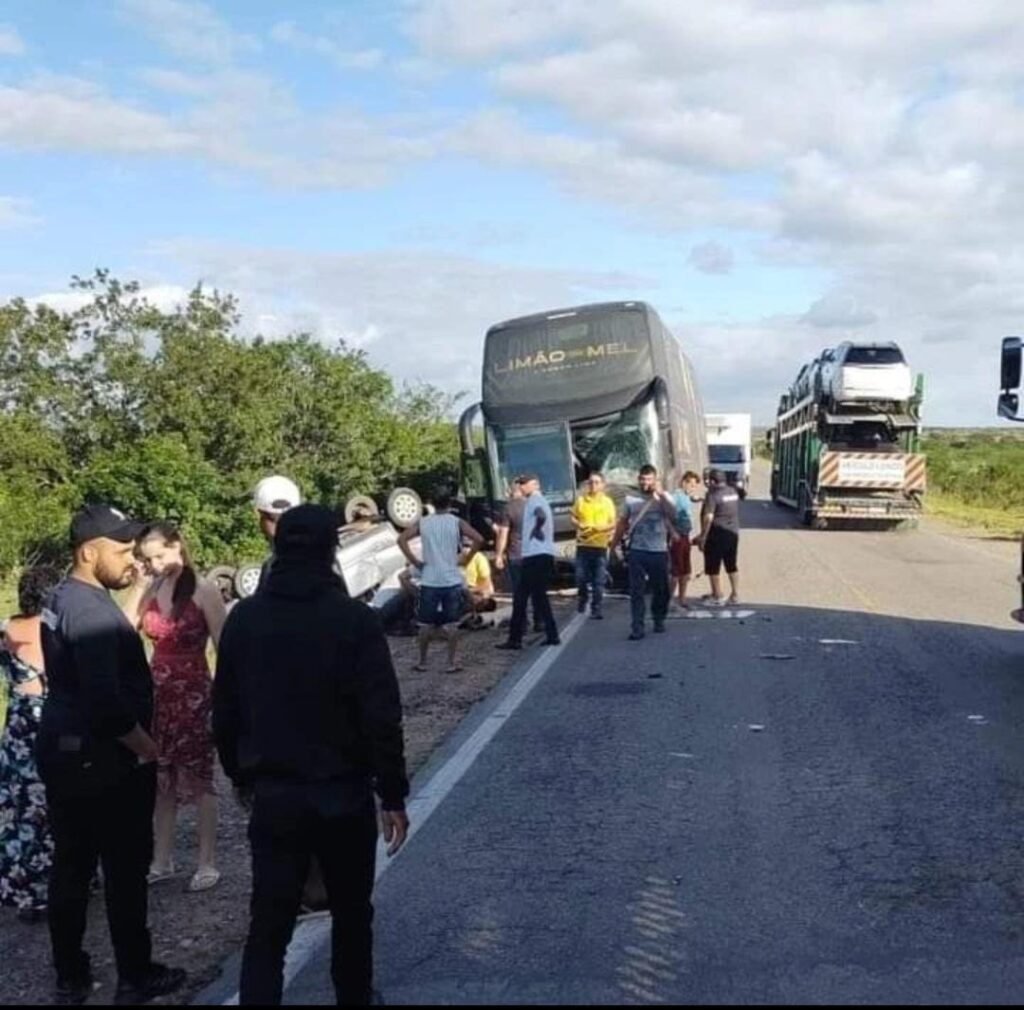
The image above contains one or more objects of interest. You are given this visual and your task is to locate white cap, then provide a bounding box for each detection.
[253,475,301,516]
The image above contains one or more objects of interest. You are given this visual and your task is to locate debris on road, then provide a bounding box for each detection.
[968,714,988,724]
[820,638,859,645]
[748,724,766,732]
[759,653,796,660]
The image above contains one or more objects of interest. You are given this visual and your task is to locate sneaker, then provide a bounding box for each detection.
[542,637,561,646]
[653,623,666,633]
[55,974,93,1006]
[727,595,740,605]
[114,963,186,1006]
[705,597,727,608]
[495,640,523,651]
[590,611,604,620]
[628,631,645,641]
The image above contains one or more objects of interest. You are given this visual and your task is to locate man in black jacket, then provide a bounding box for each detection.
[213,504,409,1006]
[39,505,186,1006]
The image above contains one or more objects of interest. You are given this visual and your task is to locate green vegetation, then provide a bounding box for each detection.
[921,429,1024,535]
[0,272,460,592]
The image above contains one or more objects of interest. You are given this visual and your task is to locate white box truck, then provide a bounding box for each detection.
[705,412,752,497]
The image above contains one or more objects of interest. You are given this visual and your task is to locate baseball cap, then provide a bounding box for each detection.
[70,505,143,548]
[253,475,301,517]
[274,504,337,562]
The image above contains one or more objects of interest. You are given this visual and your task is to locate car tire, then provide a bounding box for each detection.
[234,563,263,599]
[206,564,238,603]
[386,487,423,528]
[344,494,380,525]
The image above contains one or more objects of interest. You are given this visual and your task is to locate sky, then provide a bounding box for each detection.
[1,0,1023,425]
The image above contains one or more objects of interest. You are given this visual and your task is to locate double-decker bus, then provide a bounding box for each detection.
[458,301,707,551]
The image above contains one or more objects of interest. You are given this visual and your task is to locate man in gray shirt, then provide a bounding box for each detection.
[611,464,680,640]
[695,469,741,605]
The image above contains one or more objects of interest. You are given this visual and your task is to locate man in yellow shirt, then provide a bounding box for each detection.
[461,549,497,628]
[570,472,617,619]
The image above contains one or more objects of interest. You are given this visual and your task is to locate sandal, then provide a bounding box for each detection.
[147,864,177,885]
[187,867,221,893]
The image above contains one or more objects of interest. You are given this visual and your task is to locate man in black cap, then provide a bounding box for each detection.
[38,505,186,1005]
[213,503,409,1006]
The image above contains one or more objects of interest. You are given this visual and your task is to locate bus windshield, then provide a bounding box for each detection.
[572,401,661,488]
[487,422,576,504]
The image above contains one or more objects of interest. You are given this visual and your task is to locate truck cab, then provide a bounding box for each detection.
[999,336,1023,623]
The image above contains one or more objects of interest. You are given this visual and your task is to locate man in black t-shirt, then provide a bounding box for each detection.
[695,470,742,606]
[39,505,185,1006]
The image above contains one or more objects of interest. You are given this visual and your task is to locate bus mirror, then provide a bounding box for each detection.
[1001,336,1022,392]
[999,392,1020,420]
[461,450,487,499]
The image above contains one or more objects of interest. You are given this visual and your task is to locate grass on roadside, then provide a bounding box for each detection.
[924,492,1024,539]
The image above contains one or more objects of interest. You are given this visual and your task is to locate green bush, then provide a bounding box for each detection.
[0,273,460,577]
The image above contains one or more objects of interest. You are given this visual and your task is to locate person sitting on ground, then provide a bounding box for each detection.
[398,487,484,673]
[0,565,62,922]
[694,468,742,606]
[122,522,227,893]
[460,548,497,629]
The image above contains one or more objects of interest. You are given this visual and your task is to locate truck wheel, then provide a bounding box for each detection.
[798,487,813,527]
[387,487,423,528]
[234,563,263,599]
[206,564,237,603]
[344,494,380,525]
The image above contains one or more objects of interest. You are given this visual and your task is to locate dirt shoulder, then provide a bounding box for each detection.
[0,596,571,1006]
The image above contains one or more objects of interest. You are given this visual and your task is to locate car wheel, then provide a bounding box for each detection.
[386,487,423,528]
[206,564,237,603]
[234,563,263,599]
[344,494,380,525]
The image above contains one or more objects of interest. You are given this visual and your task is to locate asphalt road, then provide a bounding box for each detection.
[283,465,1023,1005]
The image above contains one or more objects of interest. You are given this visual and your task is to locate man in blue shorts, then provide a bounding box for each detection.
[398,488,484,673]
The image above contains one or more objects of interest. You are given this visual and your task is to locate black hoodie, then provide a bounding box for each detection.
[213,518,408,811]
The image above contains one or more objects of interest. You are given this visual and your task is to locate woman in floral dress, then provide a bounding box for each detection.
[0,566,61,919]
[122,523,226,893]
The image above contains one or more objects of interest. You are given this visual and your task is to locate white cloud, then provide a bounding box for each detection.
[147,240,652,396]
[119,0,259,64]
[30,283,189,315]
[269,21,384,71]
[0,26,25,56]
[0,196,39,229]
[0,77,194,154]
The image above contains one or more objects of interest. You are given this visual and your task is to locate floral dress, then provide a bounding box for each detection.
[141,598,215,802]
[0,642,52,911]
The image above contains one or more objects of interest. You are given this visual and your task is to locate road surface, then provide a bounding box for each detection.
[277,466,1024,1004]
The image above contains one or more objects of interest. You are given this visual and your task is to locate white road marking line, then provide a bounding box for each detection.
[223,611,589,1005]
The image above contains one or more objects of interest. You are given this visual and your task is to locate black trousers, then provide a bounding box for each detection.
[508,554,558,644]
[43,759,156,983]
[240,781,379,1006]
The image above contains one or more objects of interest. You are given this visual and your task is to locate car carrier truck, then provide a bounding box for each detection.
[769,373,926,528]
